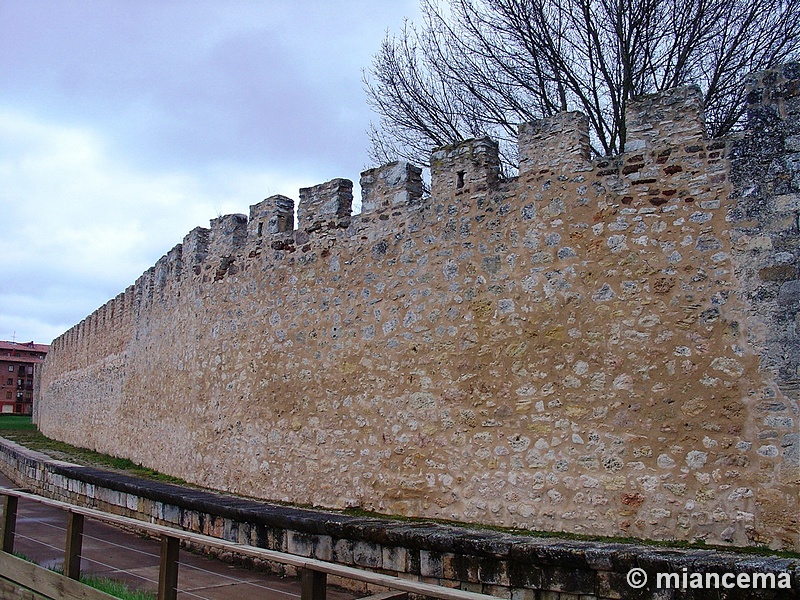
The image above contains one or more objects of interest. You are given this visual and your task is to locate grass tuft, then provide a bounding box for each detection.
[78,574,156,600]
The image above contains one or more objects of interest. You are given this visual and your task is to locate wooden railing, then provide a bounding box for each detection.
[0,488,499,600]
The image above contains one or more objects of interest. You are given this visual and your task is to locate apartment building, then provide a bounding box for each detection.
[0,341,49,414]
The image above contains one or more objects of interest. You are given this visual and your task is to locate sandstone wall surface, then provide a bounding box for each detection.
[37,66,799,550]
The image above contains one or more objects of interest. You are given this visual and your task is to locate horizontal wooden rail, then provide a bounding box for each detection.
[0,551,117,600]
[0,488,499,600]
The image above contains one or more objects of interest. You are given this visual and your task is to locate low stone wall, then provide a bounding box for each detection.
[0,437,796,600]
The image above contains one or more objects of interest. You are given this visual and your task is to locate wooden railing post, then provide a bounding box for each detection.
[301,568,327,600]
[158,534,180,600]
[0,495,18,553]
[64,511,84,580]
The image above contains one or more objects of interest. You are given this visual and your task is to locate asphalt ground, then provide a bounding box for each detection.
[0,472,357,600]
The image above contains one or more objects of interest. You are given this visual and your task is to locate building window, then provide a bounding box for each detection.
[26,366,33,375]
[5,392,10,399]
[6,378,11,386]
[7,365,13,372]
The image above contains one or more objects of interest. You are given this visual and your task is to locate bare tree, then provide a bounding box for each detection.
[365,0,800,167]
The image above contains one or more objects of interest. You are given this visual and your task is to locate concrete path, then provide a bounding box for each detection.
[0,473,356,600]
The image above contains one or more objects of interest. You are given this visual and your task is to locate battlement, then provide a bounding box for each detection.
[297,178,353,233]
[249,195,294,240]
[744,62,800,133]
[518,111,591,176]
[624,85,705,151]
[209,213,247,257]
[430,137,501,199]
[183,227,210,271]
[360,161,424,215]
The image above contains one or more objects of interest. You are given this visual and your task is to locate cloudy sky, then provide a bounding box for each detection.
[0,0,420,345]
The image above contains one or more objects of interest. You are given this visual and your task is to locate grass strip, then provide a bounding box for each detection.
[0,415,186,485]
[76,574,156,600]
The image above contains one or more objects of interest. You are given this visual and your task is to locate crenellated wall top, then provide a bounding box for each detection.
[51,64,799,359]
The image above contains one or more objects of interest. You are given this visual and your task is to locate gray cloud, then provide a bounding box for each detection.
[0,0,420,343]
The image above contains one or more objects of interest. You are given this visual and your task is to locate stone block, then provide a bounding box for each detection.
[222,519,239,543]
[405,548,420,576]
[182,227,210,267]
[313,534,333,561]
[510,589,537,600]
[481,584,512,599]
[595,571,625,600]
[442,553,465,581]
[333,539,354,564]
[162,503,182,527]
[462,581,483,594]
[779,280,800,306]
[382,545,408,572]
[508,559,543,589]
[273,528,287,553]
[354,541,382,568]
[541,567,596,595]
[420,550,443,578]
[125,493,138,512]
[287,530,314,557]
[478,557,510,586]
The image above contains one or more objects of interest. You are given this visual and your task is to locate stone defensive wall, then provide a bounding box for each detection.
[37,64,799,551]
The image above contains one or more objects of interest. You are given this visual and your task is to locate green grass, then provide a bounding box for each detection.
[77,574,156,600]
[0,415,37,431]
[0,415,186,485]
[12,550,155,600]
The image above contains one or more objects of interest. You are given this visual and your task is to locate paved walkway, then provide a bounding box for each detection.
[0,473,356,600]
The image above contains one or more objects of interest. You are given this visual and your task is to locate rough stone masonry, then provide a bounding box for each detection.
[37,65,799,551]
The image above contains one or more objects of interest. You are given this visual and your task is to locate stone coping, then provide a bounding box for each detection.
[0,436,796,585]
